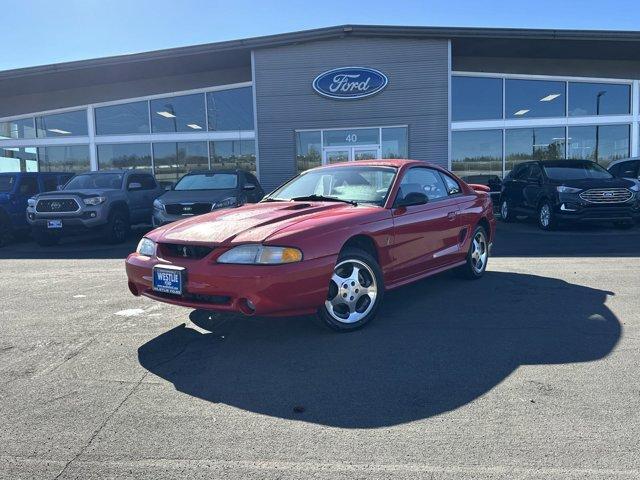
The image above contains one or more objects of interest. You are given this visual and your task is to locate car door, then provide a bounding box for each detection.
[13,175,39,227]
[126,174,157,224]
[503,164,530,213]
[522,163,544,211]
[388,167,463,283]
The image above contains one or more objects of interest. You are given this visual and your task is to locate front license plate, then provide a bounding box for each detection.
[152,266,185,295]
[47,220,62,229]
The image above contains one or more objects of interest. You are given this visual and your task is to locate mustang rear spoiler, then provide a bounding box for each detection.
[467,183,491,193]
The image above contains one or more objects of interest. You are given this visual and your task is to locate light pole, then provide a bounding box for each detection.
[594,91,606,163]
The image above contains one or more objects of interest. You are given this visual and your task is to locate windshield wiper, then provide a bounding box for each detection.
[261,197,288,202]
[290,194,357,206]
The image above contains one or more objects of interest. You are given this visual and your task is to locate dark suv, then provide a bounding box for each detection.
[500,160,639,230]
[0,172,74,246]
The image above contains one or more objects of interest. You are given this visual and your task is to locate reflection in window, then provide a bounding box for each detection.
[36,110,88,137]
[506,79,565,119]
[152,142,209,184]
[382,127,408,158]
[505,127,565,174]
[206,87,254,131]
[295,131,321,172]
[95,101,150,135]
[0,118,36,139]
[151,94,206,133]
[452,130,503,189]
[0,147,38,172]
[452,76,503,121]
[567,124,630,168]
[323,128,379,147]
[97,143,151,170]
[569,82,630,116]
[210,140,256,174]
[37,145,90,172]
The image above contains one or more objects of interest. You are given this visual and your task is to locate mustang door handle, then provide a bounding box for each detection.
[447,211,457,220]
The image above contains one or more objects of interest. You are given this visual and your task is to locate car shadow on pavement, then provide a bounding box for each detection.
[138,271,620,429]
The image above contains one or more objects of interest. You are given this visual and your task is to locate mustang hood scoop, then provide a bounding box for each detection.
[157,201,346,244]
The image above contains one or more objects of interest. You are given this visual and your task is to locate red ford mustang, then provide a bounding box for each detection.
[125,160,496,331]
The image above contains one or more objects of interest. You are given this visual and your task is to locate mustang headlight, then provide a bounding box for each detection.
[212,197,238,210]
[83,196,106,206]
[217,245,302,264]
[153,199,165,211]
[136,237,157,257]
[556,186,581,194]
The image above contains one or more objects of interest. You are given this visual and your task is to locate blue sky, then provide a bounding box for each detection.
[4,0,640,71]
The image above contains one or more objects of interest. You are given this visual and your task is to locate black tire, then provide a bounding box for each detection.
[105,209,130,244]
[537,200,557,231]
[316,247,384,332]
[613,220,634,230]
[458,225,489,280]
[33,229,60,247]
[499,198,514,223]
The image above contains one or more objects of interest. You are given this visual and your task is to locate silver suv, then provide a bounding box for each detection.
[27,170,163,246]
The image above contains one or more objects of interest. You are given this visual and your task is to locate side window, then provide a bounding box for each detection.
[18,177,38,195]
[128,174,156,190]
[513,165,530,181]
[42,176,59,192]
[400,168,448,201]
[528,164,543,181]
[440,172,461,195]
[619,161,639,179]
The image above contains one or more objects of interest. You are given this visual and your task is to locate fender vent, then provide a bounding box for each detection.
[458,228,468,244]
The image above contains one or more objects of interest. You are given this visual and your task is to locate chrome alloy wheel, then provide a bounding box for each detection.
[500,200,508,219]
[539,204,551,228]
[325,259,378,324]
[470,230,488,274]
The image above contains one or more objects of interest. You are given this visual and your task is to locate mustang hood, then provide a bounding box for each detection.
[152,201,351,245]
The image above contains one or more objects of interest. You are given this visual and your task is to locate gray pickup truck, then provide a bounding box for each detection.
[27,170,163,246]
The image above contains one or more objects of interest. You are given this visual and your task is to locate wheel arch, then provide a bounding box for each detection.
[340,234,379,263]
[108,200,130,219]
[477,217,491,241]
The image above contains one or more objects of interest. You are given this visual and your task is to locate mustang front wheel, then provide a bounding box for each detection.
[318,247,384,332]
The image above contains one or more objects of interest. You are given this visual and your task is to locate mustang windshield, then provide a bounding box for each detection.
[268,166,397,206]
[175,173,238,191]
[543,162,613,180]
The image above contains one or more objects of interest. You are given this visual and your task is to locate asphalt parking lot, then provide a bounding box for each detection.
[1,221,639,479]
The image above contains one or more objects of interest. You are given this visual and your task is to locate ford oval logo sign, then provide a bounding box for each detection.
[313,67,388,100]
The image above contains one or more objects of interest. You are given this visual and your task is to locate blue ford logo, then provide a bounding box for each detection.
[313,67,388,100]
[603,191,614,197]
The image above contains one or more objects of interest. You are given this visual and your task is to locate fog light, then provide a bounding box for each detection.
[246,299,256,311]
[28,213,35,220]
[560,203,578,212]
[90,212,97,218]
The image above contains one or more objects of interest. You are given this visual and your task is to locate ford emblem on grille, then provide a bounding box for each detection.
[50,201,61,210]
[603,191,614,197]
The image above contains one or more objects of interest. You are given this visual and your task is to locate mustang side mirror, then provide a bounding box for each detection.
[397,191,429,207]
[244,183,256,191]
[128,182,142,191]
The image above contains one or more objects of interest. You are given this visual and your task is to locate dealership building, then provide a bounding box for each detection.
[1,25,640,190]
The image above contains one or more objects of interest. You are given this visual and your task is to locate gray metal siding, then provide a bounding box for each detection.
[454,56,640,79]
[253,37,449,190]
[0,66,251,118]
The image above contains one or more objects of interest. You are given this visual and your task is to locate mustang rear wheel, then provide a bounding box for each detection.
[317,247,384,332]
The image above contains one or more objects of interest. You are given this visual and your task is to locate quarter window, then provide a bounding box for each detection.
[440,173,461,195]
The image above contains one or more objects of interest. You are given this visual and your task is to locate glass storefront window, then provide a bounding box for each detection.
[506,79,566,119]
[567,124,630,167]
[505,127,565,174]
[153,142,209,184]
[323,128,379,147]
[0,147,38,172]
[150,94,206,133]
[452,130,503,189]
[381,127,408,158]
[0,118,36,139]
[452,76,503,121]
[95,101,150,135]
[295,131,321,172]
[97,143,152,170]
[206,87,254,131]
[37,145,90,172]
[36,110,88,137]
[568,82,630,116]
[210,140,256,174]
